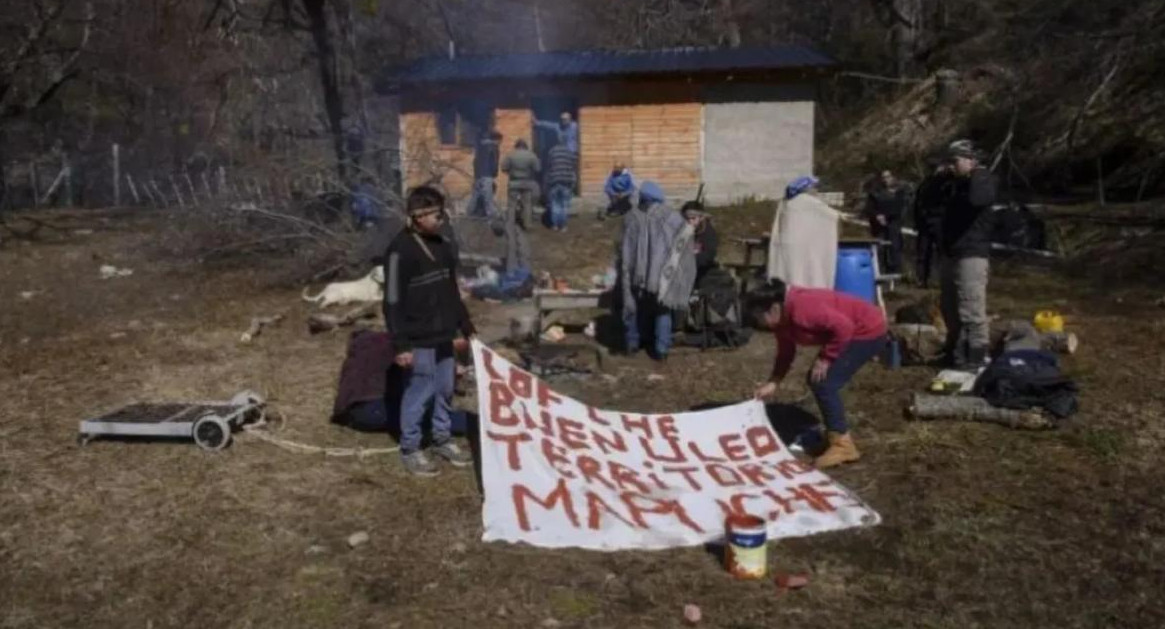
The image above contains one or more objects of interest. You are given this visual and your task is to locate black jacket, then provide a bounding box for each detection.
[941,168,998,258]
[473,138,500,179]
[694,222,718,275]
[913,171,954,230]
[865,185,911,223]
[383,228,475,352]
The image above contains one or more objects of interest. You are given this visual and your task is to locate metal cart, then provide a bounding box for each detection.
[77,390,265,451]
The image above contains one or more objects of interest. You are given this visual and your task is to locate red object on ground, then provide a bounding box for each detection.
[774,573,811,591]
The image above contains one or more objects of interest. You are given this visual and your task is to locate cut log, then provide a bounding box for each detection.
[909,393,1054,430]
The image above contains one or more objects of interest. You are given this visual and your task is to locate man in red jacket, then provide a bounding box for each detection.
[751,279,888,468]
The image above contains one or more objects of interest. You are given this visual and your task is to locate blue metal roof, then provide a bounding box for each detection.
[391,46,837,84]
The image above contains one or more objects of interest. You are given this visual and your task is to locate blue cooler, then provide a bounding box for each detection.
[835,246,877,303]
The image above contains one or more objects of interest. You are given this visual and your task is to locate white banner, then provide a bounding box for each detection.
[472,341,881,550]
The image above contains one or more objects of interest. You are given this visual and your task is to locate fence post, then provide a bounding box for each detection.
[217,166,227,197]
[62,153,74,207]
[201,172,213,202]
[112,143,121,206]
[30,161,39,208]
[149,179,166,208]
[184,172,198,205]
[169,175,185,209]
[126,174,141,205]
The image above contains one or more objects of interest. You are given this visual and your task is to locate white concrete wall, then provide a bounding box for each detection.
[702,99,815,204]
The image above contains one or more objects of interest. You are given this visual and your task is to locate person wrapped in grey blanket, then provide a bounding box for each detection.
[618,181,696,360]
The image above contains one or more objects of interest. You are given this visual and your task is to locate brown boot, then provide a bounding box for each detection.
[814,432,861,469]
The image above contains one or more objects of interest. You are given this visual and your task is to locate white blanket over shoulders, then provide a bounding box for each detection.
[766,194,840,289]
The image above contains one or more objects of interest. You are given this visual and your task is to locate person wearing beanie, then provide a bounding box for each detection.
[382,186,475,477]
[939,139,998,369]
[618,181,689,360]
[750,278,888,469]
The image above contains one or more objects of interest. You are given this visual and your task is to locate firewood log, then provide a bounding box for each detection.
[909,393,1055,430]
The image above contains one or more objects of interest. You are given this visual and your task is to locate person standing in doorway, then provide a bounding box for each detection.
[864,169,910,275]
[545,141,577,232]
[939,140,998,369]
[382,186,476,477]
[500,139,541,273]
[534,111,579,154]
[913,158,953,288]
[466,130,502,218]
[751,278,888,469]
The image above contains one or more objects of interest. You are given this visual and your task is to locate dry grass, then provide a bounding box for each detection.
[2,205,1164,628]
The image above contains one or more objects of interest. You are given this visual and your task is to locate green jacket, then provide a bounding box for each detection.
[502,149,541,190]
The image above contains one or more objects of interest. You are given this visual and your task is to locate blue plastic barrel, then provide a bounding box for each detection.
[835,246,877,303]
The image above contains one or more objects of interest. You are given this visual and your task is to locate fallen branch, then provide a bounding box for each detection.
[240,313,285,343]
[909,393,1055,430]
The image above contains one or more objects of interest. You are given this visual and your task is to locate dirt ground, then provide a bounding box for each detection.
[2,205,1164,629]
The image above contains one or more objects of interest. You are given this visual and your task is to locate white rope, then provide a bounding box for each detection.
[239,410,401,458]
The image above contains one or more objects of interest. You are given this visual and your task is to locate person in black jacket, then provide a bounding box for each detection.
[913,159,953,287]
[383,186,476,476]
[939,140,998,369]
[864,169,911,275]
[466,130,502,217]
[682,202,718,282]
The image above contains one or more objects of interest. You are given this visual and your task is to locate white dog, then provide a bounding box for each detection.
[301,267,385,308]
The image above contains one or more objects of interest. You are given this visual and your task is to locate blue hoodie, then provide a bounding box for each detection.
[604,169,636,199]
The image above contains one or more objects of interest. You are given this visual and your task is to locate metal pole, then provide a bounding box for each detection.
[112,143,121,206]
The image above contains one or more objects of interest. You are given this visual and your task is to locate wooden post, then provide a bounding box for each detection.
[30,161,39,208]
[201,172,213,201]
[112,143,121,206]
[141,177,156,207]
[184,172,198,205]
[935,69,960,105]
[62,153,74,207]
[169,175,185,209]
[125,174,141,204]
[148,179,166,208]
[217,166,227,197]
[1096,157,1106,206]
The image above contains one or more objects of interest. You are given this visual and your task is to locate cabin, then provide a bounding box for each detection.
[386,46,837,206]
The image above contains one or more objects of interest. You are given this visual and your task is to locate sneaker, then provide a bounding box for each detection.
[432,441,473,468]
[402,451,440,477]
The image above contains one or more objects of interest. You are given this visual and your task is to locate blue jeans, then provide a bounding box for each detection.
[466,177,498,218]
[399,344,455,454]
[623,291,673,357]
[548,184,571,229]
[808,335,887,434]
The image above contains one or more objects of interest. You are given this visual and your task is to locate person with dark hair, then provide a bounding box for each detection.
[467,129,502,218]
[500,139,541,272]
[382,186,475,477]
[940,139,998,369]
[682,202,718,282]
[750,278,887,469]
[913,158,953,287]
[864,169,911,275]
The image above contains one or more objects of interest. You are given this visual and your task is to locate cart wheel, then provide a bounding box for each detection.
[230,390,265,407]
[193,415,232,451]
[76,433,91,447]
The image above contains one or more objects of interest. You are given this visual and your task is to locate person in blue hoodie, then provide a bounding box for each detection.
[603,162,636,219]
[618,181,688,361]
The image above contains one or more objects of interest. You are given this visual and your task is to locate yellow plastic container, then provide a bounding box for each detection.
[1033,311,1065,334]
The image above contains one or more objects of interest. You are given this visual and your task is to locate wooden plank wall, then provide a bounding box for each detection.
[400,108,532,202]
[579,103,702,200]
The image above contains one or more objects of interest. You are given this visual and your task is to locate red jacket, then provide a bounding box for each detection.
[772,287,887,380]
